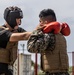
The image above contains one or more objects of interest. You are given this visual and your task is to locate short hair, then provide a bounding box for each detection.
[39,9,56,21]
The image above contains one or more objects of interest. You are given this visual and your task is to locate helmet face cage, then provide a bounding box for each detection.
[4,6,23,28]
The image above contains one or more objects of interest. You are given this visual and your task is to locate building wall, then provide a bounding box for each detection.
[13,53,31,75]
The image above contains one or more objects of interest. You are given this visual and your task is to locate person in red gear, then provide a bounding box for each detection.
[39,8,70,75]
[28,9,70,75]
[40,10,71,36]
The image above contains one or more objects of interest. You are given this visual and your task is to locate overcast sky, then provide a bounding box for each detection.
[0,0,74,66]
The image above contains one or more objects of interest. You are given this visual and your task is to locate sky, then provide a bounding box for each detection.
[0,0,74,66]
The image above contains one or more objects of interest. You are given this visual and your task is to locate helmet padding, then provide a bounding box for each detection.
[4,6,23,28]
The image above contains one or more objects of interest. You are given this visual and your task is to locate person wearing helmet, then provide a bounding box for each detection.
[0,6,44,75]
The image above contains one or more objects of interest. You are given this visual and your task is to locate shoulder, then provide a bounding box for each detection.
[0,26,9,31]
[0,26,12,37]
[17,27,26,32]
[55,33,65,38]
[0,26,5,30]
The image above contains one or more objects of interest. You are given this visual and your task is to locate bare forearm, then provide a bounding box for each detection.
[9,32,32,42]
[22,32,32,40]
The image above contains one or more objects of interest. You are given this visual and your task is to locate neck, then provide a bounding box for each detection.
[4,23,13,31]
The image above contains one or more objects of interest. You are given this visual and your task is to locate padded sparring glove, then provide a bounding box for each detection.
[43,21,61,34]
[61,23,70,36]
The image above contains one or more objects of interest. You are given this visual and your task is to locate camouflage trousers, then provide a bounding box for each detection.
[45,72,69,75]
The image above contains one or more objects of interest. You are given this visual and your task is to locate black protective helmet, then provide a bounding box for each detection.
[4,6,23,28]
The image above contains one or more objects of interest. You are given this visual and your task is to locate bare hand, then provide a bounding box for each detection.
[35,23,46,30]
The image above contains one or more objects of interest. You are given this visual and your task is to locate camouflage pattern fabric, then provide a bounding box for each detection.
[27,29,55,53]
